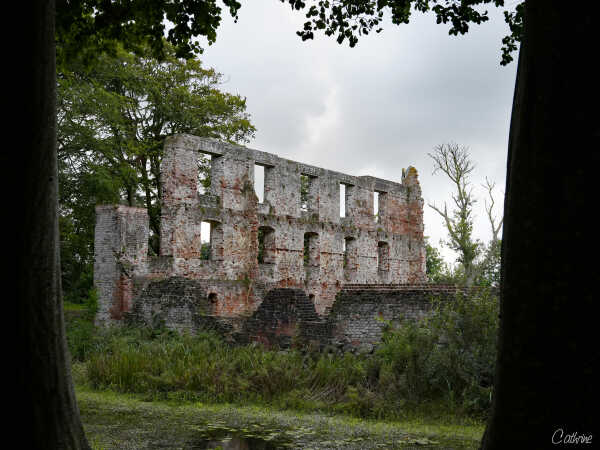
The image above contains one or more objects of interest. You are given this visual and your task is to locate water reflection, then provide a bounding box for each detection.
[200,435,283,449]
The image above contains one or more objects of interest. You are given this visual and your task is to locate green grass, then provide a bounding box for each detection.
[76,385,484,449]
[64,301,88,312]
[66,294,495,448]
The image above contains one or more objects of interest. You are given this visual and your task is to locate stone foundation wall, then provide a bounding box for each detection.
[123,281,470,351]
[325,285,464,351]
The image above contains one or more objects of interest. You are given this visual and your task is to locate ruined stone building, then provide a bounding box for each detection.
[94,134,433,348]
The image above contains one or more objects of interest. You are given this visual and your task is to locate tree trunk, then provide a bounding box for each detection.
[482,2,597,447]
[17,1,90,448]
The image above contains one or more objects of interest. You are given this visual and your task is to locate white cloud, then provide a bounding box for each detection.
[198,1,517,264]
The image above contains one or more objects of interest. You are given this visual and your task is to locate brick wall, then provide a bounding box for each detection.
[94,134,429,339]
[124,281,473,351]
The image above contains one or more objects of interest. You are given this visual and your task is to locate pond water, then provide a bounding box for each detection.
[193,434,287,449]
[187,423,294,449]
[134,418,448,449]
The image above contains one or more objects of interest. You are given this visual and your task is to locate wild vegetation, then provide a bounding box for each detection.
[67,286,498,425]
[58,41,255,303]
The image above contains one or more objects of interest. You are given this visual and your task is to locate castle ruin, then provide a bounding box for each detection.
[94,134,430,345]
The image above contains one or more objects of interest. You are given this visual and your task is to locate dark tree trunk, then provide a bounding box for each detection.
[482,2,598,447]
[17,1,90,448]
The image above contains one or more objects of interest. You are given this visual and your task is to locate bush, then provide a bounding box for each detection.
[71,288,499,420]
[375,287,498,416]
[65,288,101,361]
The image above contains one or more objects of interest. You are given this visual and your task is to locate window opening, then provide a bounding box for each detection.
[300,174,310,211]
[339,184,346,217]
[254,164,265,203]
[300,174,318,212]
[200,221,223,261]
[197,152,212,195]
[374,191,379,222]
[200,221,211,260]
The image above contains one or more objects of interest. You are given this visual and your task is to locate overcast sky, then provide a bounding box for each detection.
[197,1,518,264]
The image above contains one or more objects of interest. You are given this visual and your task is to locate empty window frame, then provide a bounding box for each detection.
[300,174,310,211]
[197,152,213,195]
[377,241,390,272]
[257,226,276,264]
[339,183,354,217]
[304,232,319,267]
[300,174,318,212]
[254,164,265,203]
[374,191,387,223]
[200,221,223,261]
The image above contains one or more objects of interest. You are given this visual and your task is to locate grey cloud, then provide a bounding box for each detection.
[199,2,516,264]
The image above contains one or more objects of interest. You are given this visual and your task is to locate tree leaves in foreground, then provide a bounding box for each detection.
[58,43,256,302]
[56,0,242,68]
[282,0,524,65]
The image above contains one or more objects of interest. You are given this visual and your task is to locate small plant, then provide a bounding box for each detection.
[200,242,211,260]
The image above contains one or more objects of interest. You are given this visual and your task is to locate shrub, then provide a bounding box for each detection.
[73,288,498,420]
[374,287,499,416]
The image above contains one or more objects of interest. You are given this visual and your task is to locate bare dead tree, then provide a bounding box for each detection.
[476,177,504,286]
[428,143,504,286]
[428,143,481,285]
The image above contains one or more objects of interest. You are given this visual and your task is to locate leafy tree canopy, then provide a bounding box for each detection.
[58,41,255,301]
[56,0,242,67]
[281,0,523,64]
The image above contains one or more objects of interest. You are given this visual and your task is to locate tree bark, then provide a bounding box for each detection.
[482,2,598,447]
[17,1,90,448]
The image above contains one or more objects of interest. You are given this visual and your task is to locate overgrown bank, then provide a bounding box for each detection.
[67,287,498,424]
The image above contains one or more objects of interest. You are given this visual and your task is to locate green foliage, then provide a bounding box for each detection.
[283,0,523,65]
[67,318,98,362]
[58,42,255,303]
[425,237,448,283]
[72,288,498,420]
[85,287,99,317]
[476,239,501,287]
[376,288,499,416]
[65,290,100,361]
[200,242,211,261]
[56,0,242,69]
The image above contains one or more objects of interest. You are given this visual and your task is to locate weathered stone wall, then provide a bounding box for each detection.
[94,205,148,325]
[325,284,462,351]
[122,284,467,351]
[94,134,427,330]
